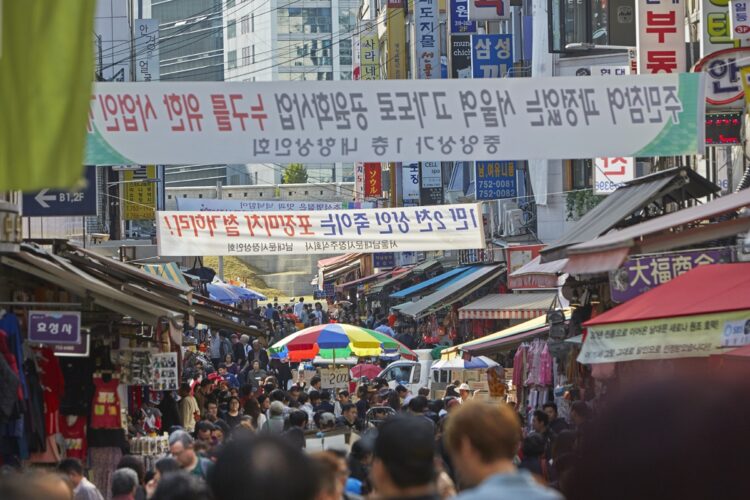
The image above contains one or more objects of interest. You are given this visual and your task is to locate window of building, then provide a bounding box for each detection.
[241,15,250,34]
[226,0,236,7]
[242,46,251,66]
[277,8,332,34]
[251,13,255,32]
[227,49,237,69]
[227,19,236,39]
[340,39,352,65]
[252,44,255,64]
[568,159,593,190]
[547,0,635,53]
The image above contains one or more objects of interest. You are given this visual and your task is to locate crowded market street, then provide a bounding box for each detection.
[1,1,750,499]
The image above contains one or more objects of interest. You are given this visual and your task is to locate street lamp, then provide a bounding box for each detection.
[565,43,635,52]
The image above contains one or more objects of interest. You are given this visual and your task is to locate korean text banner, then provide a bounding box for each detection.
[156,203,486,256]
[85,74,706,165]
[578,310,750,364]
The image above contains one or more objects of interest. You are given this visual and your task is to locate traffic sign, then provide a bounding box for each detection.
[22,167,98,217]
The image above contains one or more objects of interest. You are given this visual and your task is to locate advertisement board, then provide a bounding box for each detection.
[123,165,157,220]
[360,21,380,80]
[414,0,440,79]
[471,34,513,78]
[594,157,635,194]
[134,19,160,82]
[468,0,510,20]
[364,163,382,197]
[419,162,443,205]
[450,35,472,78]
[450,0,477,33]
[475,161,517,200]
[636,0,687,74]
[402,163,421,202]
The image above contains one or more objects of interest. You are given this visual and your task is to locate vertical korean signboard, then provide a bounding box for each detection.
[402,163,421,204]
[450,0,477,33]
[702,0,739,58]
[468,0,510,19]
[360,21,380,80]
[414,0,440,79]
[386,0,407,80]
[471,34,513,78]
[420,162,443,205]
[730,0,750,40]
[133,19,160,82]
[124,165,157,220]
[636,0,686,74]
[354,163,365,202]
[364,163,382,198]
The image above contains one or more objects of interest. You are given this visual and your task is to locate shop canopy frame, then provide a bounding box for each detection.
[458,291,558,320]
[366,259,442,296]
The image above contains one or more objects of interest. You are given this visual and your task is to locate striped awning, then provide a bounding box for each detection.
[142,262,188,287]
[458,292,557,320]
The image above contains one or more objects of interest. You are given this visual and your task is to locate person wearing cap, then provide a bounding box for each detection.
[458,383,472,404]
[371,415,439,499]
[444,401,562,499]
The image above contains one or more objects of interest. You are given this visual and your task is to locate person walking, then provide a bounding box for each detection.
[57,458,104,500]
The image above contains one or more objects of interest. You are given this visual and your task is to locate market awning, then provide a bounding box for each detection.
[442,308,573,359]
[541,168,719,263]
[366,260,441,295]
[508,256,567,289]
[318,253,363,269]
[141,262,189,287]
[394,264,505,319]
[391,266,472,299]
[579,263,750,364]
[458,292,557,320]
[564,188,750,274]
[335,267,410,292]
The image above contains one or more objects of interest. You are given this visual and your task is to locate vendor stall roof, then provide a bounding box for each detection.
[564,188,750,274]
[366,259,441,295]
[394,264,505,319]
[585,263,750,327]
[458,292,558,320]
[541,168,720,263]
[141,262,189,288]
[391,266,472,299]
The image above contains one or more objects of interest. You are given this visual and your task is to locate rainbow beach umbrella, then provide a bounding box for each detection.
[270,323,417,362]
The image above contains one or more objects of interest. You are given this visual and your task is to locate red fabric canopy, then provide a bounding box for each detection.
[586,263,750,327]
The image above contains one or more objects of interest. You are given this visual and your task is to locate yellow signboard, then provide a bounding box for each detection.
[578,310,750,364]
[385,6,406,80]
[123,165,156,220]
[742,66,750,107]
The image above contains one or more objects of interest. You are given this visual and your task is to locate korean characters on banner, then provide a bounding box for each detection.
[134,19,160,82]
[402,163,421,204]
[124,165,157,220]
[731,0,750,40]
[636,0,686,74]
[414,0,440,80]
[156,203,487,256]
[450,0,477,33]
[475,161,517,200]
[468,0,510,20]
[471,34,513,78]
[364,163,382,198]
[594,157,635,194]
[355,162,365,202]
[360,21,380,80]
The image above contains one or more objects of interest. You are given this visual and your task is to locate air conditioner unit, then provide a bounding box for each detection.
[738,234,750,262]
[504,209,524,236]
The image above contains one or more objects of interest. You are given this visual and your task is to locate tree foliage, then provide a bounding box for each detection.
[282,163,308,184]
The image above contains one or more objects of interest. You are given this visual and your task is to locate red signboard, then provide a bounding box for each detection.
[364,163,382,198]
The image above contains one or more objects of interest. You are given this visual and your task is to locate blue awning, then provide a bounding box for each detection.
[391,266,471,299]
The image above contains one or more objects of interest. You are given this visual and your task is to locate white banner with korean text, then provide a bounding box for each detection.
[157,203,486,256]
[175,198,372,212]
[85,74,705,165]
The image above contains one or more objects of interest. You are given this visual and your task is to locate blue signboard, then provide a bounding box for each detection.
[471,34,513,79]
[450,0,476,33]
[22,167,98,217]
[373,253,396,269]
[475,161,517,200]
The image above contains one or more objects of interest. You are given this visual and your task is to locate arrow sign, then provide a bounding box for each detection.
[22,167,98,217]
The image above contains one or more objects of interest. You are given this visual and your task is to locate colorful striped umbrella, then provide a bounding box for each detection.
[431,355,499,370]
[270,323,417,362]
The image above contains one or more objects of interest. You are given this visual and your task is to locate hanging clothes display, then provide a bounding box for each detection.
[91,374,122,429]
[60,415,87,461]
[33,347,65,435]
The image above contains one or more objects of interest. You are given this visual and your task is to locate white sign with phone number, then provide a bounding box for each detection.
[320,367,350,390]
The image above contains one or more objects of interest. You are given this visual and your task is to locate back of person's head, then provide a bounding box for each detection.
[408,395,429,414]
[111,468,138,497]
[308,390,320,402]
[320,390,331,401]
[311,452,345,500]
[269,401,285,417]
[297,392,309,405]
[570,400,590,420]
[152,471,212,500]
[289,410,308,428]
[374,415,435,489]
[522,433,545,458]
[444,401,520,463]
[543,402,558,414]
[533,409,549,427]
[154,457,181,477]
[417,387,430,397]
[553,430,577,459]
[57,458,84,476]
[209,435,318,500]
[564,375,750,500]
[341,402,356,414]
[269,389,285,402]
[0,470,73,500]
[117,455,145,484]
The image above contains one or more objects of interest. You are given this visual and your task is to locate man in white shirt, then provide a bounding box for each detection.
[293,297,305,319]
[58,458,104,500]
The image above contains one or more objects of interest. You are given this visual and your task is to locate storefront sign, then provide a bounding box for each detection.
[450,0,476,33]
[450,35,472,78]
[176,199,368,212]
[702,0,739,58]
[693,47,750,106]
[85,75,705,164]
[609,248,734,302]
[414,0,440,80]
[506,245,544,274]
[471,34,513,78]
[22,166,98,217]
[360,21,380,81]
[386,3,407,80]
[364,163,382,197]
[53,333,90,357]
[157,203,485,256]
[419,162,443,205]
[123,165,157,220]
[373,252,396,269]
[402,163,420,202]
[591,66,630,76]
[730,0,750,39]
[354,162,365,202]
[320,367,350,390]
[28,311,81,345]
[594,157,635,194]
[468,0,510,20]
[134,19,160,82]
[475,161,517,200]
[636,0,686,74]
[579,310,750,364]
[742,65,750,106]
[508,273,559,290]
[151,353,179,391]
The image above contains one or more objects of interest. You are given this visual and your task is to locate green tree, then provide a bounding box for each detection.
[282,163,308,184]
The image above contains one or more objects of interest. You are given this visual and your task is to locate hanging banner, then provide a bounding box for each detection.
[636,0,686,74]
[156,203,485,256]
[354,162,365,201]
[85,74,706,165]
[594,157,635,194]
[471,34,513,78]
[730,0,750,40]
[123,165,157,220]
[414,0,440,79]
[352,29,361,80]
[175,198,370,212]
[450,34,473,78]
[579,310,750,364]
[450,0,477,33]
[386,2,407,80]
[364,163,382,197]
[360,21,380,80]
[475,161,517,200]
[468,0,510,20]
[419,162,443,205]
[402,163,421,202]
[134,19,160,82]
